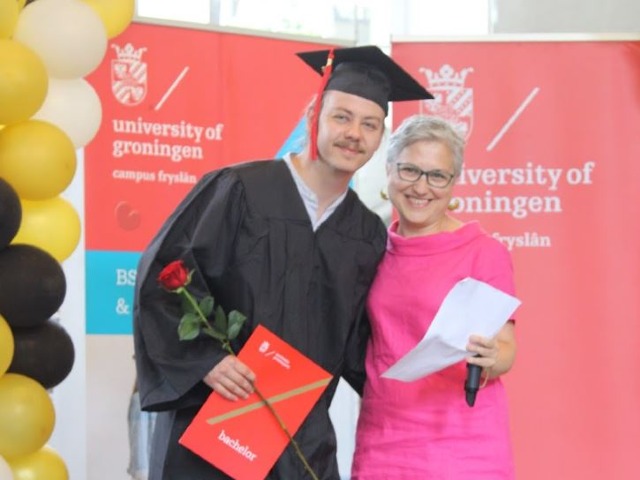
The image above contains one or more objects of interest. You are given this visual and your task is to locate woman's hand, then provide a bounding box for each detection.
[466,334,499,369]
[465,320,517,379]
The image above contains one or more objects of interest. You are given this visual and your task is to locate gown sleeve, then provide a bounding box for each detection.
[133,168,245,412]
[341,220,386,396]
[341,309,372,396]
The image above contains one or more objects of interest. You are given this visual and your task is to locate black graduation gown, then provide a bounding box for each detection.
[133,159,386,480]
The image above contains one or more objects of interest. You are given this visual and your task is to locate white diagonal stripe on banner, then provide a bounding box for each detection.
[154,66,190,111]
[486,87,540,152]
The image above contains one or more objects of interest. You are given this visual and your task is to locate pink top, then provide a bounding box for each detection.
[351,221,517,479]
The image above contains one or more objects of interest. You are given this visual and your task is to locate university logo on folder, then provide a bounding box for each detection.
[179,324,333,479]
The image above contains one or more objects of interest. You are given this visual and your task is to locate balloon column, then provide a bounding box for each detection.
[0,0,135,478]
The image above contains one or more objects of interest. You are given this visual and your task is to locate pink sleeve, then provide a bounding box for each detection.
[472,237,518,318]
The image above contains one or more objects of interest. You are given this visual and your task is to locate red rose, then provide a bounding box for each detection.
[158,260,190,291]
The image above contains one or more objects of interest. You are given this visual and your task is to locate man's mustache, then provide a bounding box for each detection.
[334,141,364,152]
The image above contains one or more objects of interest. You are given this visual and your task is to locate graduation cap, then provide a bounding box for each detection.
[297,45,433,158]
[297,45,433,115]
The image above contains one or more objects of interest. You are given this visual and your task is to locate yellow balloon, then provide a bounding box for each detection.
[12,197,81,262]
[0,374,55,458]
[0,120,76,201]
[0,39,48,125]
[83,0,134,39]
[8,445,68,480]
[0,0,19,39]
[0,315,14,377]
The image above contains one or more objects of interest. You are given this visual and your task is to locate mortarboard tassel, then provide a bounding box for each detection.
[309,48,335,160]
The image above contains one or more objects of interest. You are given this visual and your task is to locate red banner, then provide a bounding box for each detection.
[392,39,640,480]
[85,23,326,252]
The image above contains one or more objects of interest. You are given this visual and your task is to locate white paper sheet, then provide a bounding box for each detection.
[381,277,521,382]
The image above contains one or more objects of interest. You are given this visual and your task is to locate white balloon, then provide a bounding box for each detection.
[33,78,103,148]
[0,455,13,480]
[13,0,107,79]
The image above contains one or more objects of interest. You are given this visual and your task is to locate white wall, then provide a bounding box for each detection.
[491,0,640,33]
[86,335,136,480]
[49,151,87,479]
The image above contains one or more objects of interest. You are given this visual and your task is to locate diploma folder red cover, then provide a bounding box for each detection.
[179,324,333,479]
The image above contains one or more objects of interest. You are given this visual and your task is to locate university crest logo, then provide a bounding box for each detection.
[111,43,148,106]
[420,64,474,139]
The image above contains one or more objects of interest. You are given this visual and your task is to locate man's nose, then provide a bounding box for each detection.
[344,121,362,139]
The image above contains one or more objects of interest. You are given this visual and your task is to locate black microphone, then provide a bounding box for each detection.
[464,357,482,407]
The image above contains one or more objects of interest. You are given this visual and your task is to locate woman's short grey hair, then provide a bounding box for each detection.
[386,115,466,177]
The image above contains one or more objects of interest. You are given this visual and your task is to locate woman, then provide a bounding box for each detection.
[351,115,518,479]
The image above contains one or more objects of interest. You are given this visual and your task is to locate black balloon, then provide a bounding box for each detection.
[0,244,66,327]
[0,178,22,249]
[9,318,75,390]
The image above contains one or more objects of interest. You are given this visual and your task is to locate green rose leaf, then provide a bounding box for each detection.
[227,310,247,340]
[213,305,227,336]
[199,295,214,317]
[178,312,201,340]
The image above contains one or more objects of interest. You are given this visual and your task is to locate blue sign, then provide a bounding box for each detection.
[86,250,141,334]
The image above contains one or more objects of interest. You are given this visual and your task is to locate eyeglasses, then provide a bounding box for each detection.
[396,163,455,188]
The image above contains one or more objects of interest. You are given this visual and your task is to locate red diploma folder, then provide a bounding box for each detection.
[179,324,333,480]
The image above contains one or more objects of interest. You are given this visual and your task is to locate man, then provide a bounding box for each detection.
[133,45,432,479]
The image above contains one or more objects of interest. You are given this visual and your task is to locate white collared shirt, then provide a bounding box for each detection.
[283,153,348,231]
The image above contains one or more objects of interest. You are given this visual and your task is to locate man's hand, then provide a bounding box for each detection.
[203,355,256,401]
